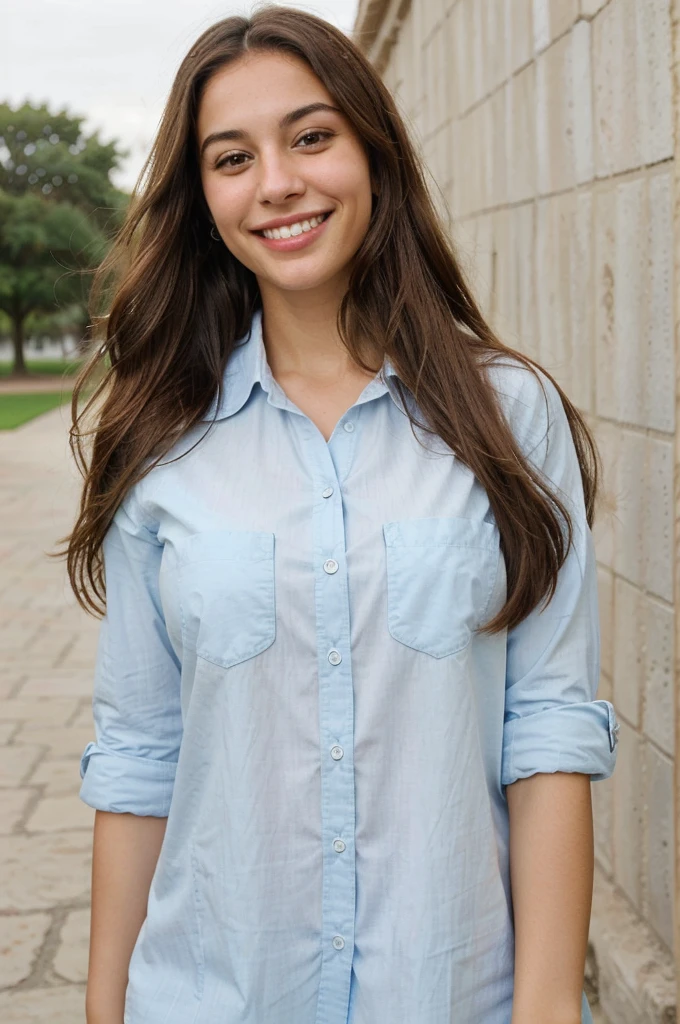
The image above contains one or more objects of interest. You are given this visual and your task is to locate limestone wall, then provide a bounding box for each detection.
[354,1,677,1019]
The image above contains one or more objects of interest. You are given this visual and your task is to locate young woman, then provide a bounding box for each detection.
[64,6,619,1024]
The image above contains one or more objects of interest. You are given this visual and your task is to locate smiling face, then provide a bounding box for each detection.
[196,50,374,301]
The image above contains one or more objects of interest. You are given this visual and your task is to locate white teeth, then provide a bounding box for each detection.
[262,213,327,240]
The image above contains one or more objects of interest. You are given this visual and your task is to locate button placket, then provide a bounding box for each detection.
[305,435,356,1023]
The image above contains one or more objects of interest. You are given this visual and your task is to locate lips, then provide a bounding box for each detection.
[258,210,329,238]
[251,210,333,252]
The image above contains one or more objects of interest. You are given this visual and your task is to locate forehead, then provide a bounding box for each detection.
[197,51,337,136]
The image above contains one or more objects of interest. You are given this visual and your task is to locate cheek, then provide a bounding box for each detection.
[202,178,251,234]
[338,165,372,223]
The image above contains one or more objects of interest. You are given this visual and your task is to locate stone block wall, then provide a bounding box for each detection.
[354,0,677,1019]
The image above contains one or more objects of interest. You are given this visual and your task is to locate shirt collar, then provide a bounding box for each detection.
[202,306,400,422]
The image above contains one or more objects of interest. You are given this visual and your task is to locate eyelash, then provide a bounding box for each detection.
[214,130,335,171]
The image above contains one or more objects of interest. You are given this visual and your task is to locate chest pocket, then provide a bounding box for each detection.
[177,529,276,670]
[382,516,501,658]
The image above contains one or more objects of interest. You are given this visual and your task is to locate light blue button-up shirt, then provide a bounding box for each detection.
[79,307,618,1024]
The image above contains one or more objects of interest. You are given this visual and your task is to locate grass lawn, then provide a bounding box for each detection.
[0,358,84,377]
[0,392,72,429]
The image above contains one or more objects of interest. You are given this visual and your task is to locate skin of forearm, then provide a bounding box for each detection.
[85,810,168,1024]
[506,771,594,1024]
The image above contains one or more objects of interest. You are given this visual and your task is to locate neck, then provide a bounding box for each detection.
[258,279,382,381]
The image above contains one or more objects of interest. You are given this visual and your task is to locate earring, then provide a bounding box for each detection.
[210,225,221,242]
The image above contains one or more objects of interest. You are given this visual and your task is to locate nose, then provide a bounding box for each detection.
[256,146,306,205]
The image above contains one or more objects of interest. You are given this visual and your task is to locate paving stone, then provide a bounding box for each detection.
[0,629,40,653]
[0,698,81,729]
[0,789,37,833]
[11,726,94,760]
[0,722,19,744]
[68,704,94,730]
[25,758,84,797]
[16,675,94,699]
[0,679,24,701]
[0,832,92,912]
[53,908,90,984]
[0,747,47,788]
[25,795,94,833]
[0,911,52,988]
[0,984,86,1023]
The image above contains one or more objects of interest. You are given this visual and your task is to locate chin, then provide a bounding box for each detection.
[261,266,347,293]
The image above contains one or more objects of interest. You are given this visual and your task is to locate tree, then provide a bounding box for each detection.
[0,101,129,374]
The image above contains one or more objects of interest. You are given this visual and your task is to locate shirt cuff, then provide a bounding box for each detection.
[501,699,620,787]
[79,740,177,817]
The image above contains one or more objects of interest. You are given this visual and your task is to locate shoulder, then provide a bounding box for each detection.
[112,426,206,537]
[480,354,566,465]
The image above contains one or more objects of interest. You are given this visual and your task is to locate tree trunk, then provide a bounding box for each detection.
[10,314,29,377]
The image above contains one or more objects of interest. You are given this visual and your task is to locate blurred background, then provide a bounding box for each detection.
[0,2,676,1023]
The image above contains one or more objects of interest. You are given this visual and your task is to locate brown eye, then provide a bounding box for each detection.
[215,152,249,170]
[296,130,333,148]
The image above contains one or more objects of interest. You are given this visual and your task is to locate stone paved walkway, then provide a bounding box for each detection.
[0,402,98,1022]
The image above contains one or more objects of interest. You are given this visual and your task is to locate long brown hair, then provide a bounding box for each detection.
[57,3,600,634]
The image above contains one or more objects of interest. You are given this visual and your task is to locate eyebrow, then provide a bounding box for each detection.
[200,102,343,156]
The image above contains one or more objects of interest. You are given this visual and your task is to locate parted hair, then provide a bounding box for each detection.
[57,3,601,633]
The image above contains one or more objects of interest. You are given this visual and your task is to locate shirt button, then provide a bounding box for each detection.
[332,935,345,950]
[343,422,354,432]
[328,649,342,665]
[322,486,334,498]
[330,745,343,760]
[333,838,346,853]
[323,559,339,574]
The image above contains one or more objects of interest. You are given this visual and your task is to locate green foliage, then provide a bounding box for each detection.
[0,101,128,229]
[0,101,130,372]
[0,189,107,316]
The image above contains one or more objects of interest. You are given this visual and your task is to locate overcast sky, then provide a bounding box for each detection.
[3,0,360,190]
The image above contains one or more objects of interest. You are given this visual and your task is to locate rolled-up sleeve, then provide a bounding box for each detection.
[79,492,182,816]
[499,367,620,788]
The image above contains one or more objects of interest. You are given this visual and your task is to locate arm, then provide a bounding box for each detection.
[86,811,168,1024]
[78,492,183,1022]
[507,772,593,1024]
[494,367,619,1022]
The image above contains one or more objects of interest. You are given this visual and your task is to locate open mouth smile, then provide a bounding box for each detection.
[251,211,333,251]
